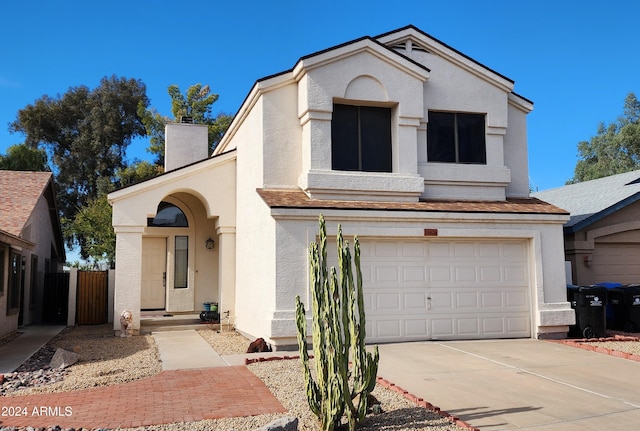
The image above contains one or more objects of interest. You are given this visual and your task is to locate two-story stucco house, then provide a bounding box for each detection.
[0,171,66,338]
[109,25,573,348]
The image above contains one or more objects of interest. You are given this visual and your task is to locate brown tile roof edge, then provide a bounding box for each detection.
[256,188,569,215]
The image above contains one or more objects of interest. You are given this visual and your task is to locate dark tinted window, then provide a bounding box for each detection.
[148,202,188,227]
[332,104,392,172]
[427,112,486,164]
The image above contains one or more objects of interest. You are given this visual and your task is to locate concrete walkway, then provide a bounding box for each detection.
[152,330,229,369]
[0,325,65,373]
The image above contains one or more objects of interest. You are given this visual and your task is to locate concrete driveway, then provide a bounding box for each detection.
[375,339,640,430]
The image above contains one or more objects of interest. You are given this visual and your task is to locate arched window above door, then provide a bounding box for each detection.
[147,202,189,227]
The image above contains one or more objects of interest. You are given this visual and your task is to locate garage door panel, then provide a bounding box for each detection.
[457,318,481,336]
[376,266,400,283]
[375,293,401,311]
[375,320,402,338]
[454,266,477,282]
[456,291,479,308]
[453,242,476,258]
[482,317,506,334]
[429,266,453,282]
[403,266,426,283]
[506,291,529,308]
[481,291,503,307]
[431,318,455,338]
[405,319,429,337]
[506,316,531,335]
[404,292,427,309]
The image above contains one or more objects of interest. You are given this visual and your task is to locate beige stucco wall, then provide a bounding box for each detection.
[253,209,572,347]
[109,152,236,332]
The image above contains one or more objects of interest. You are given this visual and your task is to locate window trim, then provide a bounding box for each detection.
[427,111,487,165]
[7,252,21,315]
[0,249,5,297]
[174,236,189,289]
[331,103,393,173]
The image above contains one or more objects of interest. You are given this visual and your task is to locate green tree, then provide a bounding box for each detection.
[67,160,161,267]
[0,143,49,171]
[10,75,149,254]
[139,83,233,165]
[569,93,640,183]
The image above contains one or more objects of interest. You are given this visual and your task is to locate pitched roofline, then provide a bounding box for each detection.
[108,148,237,200]
[42,174,66,261]
[257,188,569,216]
[0,228,35,249]
[216,24,528,154]
[375,25,514,84]
[565,191,640,233]
[215,26,441,154]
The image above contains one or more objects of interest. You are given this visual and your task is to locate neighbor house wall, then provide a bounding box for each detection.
[19,192,63,326]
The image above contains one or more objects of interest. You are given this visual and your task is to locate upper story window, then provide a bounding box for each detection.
[427,111,486,164]
[147,202,188,227]
[331,104,392,172]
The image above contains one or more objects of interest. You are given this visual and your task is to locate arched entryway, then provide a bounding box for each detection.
[140,194,218,313]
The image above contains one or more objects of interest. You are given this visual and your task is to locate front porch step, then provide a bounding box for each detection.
[139,312,220,334]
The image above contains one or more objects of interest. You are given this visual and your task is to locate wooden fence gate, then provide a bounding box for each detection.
[76,270,108,325]
[42,272,70,324]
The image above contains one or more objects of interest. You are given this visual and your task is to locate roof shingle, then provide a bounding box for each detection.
[257,188,568,215]
[0,171,53,236]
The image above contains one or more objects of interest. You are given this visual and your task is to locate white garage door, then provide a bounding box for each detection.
[329,239,531,342]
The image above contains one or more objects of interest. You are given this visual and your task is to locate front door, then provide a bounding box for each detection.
[141,237,167,310]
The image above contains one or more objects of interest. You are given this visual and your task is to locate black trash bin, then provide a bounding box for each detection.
[567,285,607,339]
[608,284,640,333]
[596,282,622,328]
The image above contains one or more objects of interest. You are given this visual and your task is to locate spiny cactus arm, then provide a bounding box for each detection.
[337,225,351,348]
[324,268,347,430]
[309,242,328,392]
[295,296,321,418]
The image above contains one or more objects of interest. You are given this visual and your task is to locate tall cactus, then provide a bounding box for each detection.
[295,215,379,431]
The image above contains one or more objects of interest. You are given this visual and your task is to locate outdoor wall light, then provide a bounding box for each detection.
[205,237,216,250]
[583,254,592,267]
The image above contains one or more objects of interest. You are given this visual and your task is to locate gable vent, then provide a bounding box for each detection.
[389,39,431,54]
[391,42,407,51]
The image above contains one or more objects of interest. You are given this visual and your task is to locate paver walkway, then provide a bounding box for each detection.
[0,366,286,429]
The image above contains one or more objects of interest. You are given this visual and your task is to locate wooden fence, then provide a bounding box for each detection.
[76,270,108,325]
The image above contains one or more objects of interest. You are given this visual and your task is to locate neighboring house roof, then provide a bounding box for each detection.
[0,227,35,249]
[258,188,568,215]
[533,169,640,232]
[0,171,64,257]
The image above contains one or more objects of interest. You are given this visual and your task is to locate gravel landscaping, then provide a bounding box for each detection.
[0,325,468,431]
[4,324,639,431]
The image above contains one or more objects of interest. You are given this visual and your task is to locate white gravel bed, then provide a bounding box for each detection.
[583,340,640,355]
[3,325,161,397]
[195,327,253,355]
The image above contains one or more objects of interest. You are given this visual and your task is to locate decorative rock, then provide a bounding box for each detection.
[49,348,80,369]
[253,417,298,431]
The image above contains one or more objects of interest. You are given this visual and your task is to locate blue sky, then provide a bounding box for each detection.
[1,0,639,192]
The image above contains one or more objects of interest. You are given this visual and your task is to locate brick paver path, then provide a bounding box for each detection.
[0,366,286,429]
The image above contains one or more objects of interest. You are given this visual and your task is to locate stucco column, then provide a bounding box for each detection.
[216,225,236,327]
[113,227,144,335]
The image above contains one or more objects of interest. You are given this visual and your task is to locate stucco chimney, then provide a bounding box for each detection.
[164,122,209,171]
